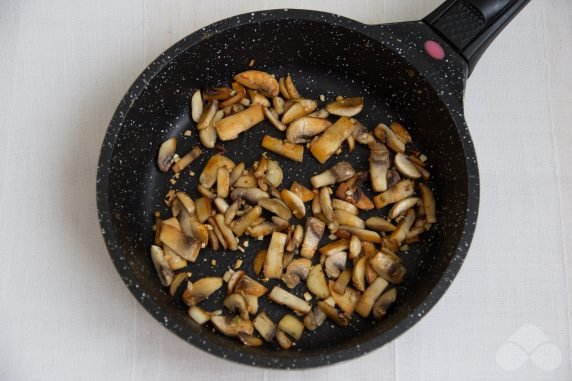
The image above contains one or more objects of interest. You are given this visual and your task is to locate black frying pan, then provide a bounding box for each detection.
[97,0,529,368]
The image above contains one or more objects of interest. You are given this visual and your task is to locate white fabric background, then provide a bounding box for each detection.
[1,0,570,380]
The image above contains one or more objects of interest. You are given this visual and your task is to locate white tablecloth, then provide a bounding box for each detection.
[1,0,570,380]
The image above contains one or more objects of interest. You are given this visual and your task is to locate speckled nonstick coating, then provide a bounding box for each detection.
[97,10,479,368]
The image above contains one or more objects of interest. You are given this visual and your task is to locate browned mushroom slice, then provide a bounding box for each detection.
[388,197,420,220]
[228,161,245,186]
[188,305,211,325]
[325,97,364,117]
[262,107,286,132]
[261,135,304,162]
[203,87,232,101]
[317,301,350,327]
[190,90,203,123]
[159,224,201,262]
[265,159,283,188]
[365,262,379,285]
[182,277,223,306]
[284,74,301,99]
[275,329,293,349]
[233,174,257,188]
[195,197,212,223]
[178,210,209,244]
[272,96,285,115]
[234,70,279,97]
[286,117,332,144]
[234,274,268,297]
[352,120,375,145]
[199,154,235,188]
[290,181,314,202]
[210,315,253,337]
[328,280,361,315]
[253,250,266,276]
[208,216,227,250]
[253,312,276,342]
[226,269,244,294]
[324,251,347,279]
[224,197,240,225]
[285,224,304,253]
[370,249,407,284]
[348,235,362,259]
[279,77,291,99]
[248,90,271,107]
[369,143,390,192]
[336,226,382,243]
[279,189,305,219]
[231,205,262,237]
[386,168,402,188]
[259,198,292,220]
[161,216,180,230]
[157,137,177,172]
[300,217,326,259]
[332,199,359,215]
[389,122,412,143]
[230,187,269,204]
[282,258,312,289]
[394,153,421,179]
[310,162,356,188]
[214,214,238,251]
[319,239,349,256]
[309,116,356,164]
[389,209,416,243]
[332,269,352,294]
[215,104,265,141]
[268,286,311,314]
[171,146,203,174]
[281,99,318,124]
[335,172,375,211]
[303,306,327,331]
[220,82,246,108]
[197,100,219,131]
[307,108,330,118]
[197,185,216,200]
[352,256,367,291]
[237,332,263,347]
[216,167,230,199]
[278,314,304,341]
[372,288,397,319]
[319,187,336,226]
[264,231,287,279]
[224,293,249,320]
[365,217,396,232]
[373,179,415,209]
[418,183,436,224]
[334,210,365,228]
[150,245,174,286]
[163,245,187,270]
[373,123,405,153]
[355,277,389,318]
[307,264,330,299]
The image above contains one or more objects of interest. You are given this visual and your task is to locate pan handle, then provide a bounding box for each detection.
[424,0,530,75]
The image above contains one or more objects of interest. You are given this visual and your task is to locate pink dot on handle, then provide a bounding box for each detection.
[424,40,445,60]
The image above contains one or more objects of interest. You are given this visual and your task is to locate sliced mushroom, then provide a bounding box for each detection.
[352,120,375,145]
[216,167,230,199]
[352,256,367,292]
[208,216,227,250]
[418,183,436,224]
[263,231,287,279]
[182,277,223,306]
[248,89,271,107]
[223,197,240,224]
[290,181,314,202]
[324,251,347,279]
[203,87,232,101]
[334,210,365,228]
[325,97,364,117]
[234,70,279,97]
[318,240,349,257]
[220,82,247,108]
[176,192,196,216]
[226,270,244,294]
[317,301,350,327]
[265,159,283,187]
[214,214,238,251]
[215,104,265,141]
[237,332,263,347]
[197,100,219,130]
[199,154,235,188]
[374,123,405,153]
[230,187,269,204]
[332,269,352,294]
[332,199,359,215]
[319,187,335,225]
[369,143,390,192]
[336,226,382,243]
[348,235,362,260]
[394,153,421,179]
[243,294,259,315]
[310,162,356,188]
[284,74,301,99]
[188,305,211,325]
[261,135,304,162]
[275,329,293,349]
[281,99,318,124]
[372,288,397,319]
[210,315,253,337]
[224,293,249,320]
[279,77,291,99]
[195,197,212,223]
[253,250,266,276]
[365,262,379,285]
[231,205,262,237]
[355,277,389,318]
[328,280,361,315]
[157,137,177,172]
[286,117,332,144]
[159,224,201,262]
[268,286,311,314]
[335,172,375,211]
[163,245,187,270]
[278,314,304,341]
[277,190,304,220]
[282,258,312,288]
[150,245,174,286]
[307,108,330,118]
[389,122,412,144]
[253,312,276,342]
[370,249,407,284]
[365,217,396,232]
[228,161,245,186]
[190,90,203,123]
[381,236,400,253]
[300,217,326,259]
[388,197,420,220]
[309,116,356,164]
[373,179,415,209]
[263,106,287,131]
[234,274,268,297]
[303,306,327,331]
[234,174,257,188]
[272,96,285,115]
[259,198,292,220]
[197,185,216,200]
[386,168,402,188]
[389,209,416,244]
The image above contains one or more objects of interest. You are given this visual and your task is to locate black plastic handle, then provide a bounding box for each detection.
[424,0,530,75]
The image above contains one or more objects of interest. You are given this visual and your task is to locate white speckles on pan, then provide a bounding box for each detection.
[96,9,478,369]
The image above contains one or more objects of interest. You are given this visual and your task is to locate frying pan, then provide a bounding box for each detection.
[97,0,529,368]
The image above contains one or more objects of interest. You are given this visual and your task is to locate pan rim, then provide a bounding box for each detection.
[96,8,479,369]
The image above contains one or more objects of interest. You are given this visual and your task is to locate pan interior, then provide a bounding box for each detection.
[103,18,469,361]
